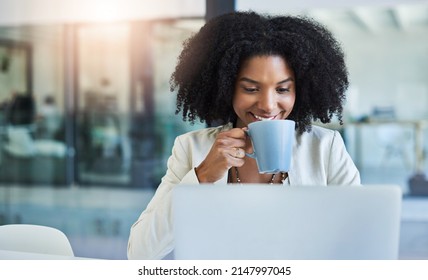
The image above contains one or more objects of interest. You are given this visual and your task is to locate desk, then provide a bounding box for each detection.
[0,249,93,260]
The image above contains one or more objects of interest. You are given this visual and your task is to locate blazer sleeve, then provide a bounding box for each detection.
[127,135,199,260]
[327,131,361,185]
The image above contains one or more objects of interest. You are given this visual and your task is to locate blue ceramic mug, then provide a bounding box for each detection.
[246,120,295,174]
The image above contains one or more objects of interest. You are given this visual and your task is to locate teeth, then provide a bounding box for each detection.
[254,114,275,121]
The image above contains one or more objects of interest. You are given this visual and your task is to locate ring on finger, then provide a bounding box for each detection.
[234,147,240,158]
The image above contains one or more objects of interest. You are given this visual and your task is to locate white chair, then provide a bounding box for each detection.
[0,224,74,256]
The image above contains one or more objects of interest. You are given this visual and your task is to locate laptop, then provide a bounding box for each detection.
[172,184,402,260]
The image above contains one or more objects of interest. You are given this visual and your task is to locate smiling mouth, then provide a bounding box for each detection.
[251,113,278,121]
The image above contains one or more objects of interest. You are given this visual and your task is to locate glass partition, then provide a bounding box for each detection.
[75,23,133,186]
[0,25,67,185]
[0,17,205,259]
[0,18,205,188]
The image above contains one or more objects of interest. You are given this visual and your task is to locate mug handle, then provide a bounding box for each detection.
[244,129,256,158]
[245,151,256,158]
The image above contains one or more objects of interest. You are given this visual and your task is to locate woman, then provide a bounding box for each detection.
[127,11,360,260]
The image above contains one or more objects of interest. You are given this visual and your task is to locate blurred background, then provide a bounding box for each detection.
[0,0,427,259]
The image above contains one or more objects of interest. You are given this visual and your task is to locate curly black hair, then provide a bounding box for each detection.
[170,11,349,133]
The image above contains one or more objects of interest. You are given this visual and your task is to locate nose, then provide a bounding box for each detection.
[257,90,276,113]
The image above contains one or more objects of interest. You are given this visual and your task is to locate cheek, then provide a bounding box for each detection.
[233,93,252,110]
[232,96,241,115]
[232,94,239,111]
[290,95,296,108]
[280,94,296,110]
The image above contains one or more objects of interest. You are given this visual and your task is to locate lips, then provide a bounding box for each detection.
[251,113,278,121]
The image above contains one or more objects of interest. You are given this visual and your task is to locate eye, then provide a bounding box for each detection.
[276,87,290,94]
[242,87,259,93]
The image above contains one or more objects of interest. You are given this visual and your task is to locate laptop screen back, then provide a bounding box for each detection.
[172,184,402,260]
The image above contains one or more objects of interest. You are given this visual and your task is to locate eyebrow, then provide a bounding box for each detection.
[238,77,294,84]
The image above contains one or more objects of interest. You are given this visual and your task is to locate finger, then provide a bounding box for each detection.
[230,155,245,167]
[230,147,245,159]
[221,128,247,140]
[216,136,246,150]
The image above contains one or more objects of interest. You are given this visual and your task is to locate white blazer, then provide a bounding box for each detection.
[127,123,360,259]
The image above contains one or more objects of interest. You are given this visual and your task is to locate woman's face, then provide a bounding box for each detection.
[233,55,296,128]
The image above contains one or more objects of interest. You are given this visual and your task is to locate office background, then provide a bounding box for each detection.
[0,0,427,259]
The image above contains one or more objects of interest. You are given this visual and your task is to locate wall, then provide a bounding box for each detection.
[237,0,426,11]
[343,31,428,120]
[0,0,205,25]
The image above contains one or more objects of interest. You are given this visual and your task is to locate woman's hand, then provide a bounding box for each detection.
[195,128,247,183]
